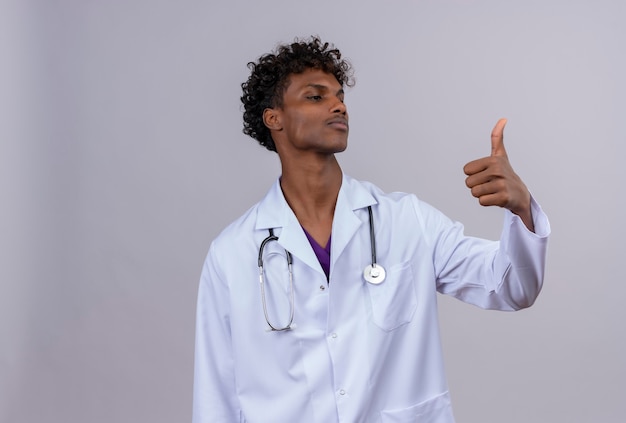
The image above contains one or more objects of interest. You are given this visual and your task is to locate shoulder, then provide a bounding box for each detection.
[343,174,453,228]
[211,202,259,250]
[211,179,282,250]
[343,174,427,210]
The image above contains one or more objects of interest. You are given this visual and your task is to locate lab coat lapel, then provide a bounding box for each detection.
[255,176,377,275]
[277,217,323,274]
[255,179,325,275]
[330,175,377,270]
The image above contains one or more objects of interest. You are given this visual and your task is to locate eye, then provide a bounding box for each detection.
[307,95,323,101]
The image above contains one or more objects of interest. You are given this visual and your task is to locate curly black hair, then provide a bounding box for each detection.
[240,36,354,152]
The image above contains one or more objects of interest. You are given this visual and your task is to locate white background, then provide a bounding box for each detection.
[1,0,624,422]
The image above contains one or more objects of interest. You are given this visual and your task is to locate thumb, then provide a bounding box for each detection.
[491,118,508,157]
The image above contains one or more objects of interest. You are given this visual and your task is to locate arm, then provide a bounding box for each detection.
[429,119,550,309]
[426,196,550,310]
[496,197,550,308]
[192,247,242,423]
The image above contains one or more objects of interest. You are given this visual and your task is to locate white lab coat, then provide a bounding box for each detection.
[193,174,550,423]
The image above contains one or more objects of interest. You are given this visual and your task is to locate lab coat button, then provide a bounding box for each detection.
[331,333,338,338]
[339,389,346,395]
[319,285,325,291]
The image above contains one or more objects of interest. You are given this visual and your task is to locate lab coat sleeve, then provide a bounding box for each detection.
[424,195,550,310]
[192,246,243,423]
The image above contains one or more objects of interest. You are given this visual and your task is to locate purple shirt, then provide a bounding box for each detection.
[302,228,331,279]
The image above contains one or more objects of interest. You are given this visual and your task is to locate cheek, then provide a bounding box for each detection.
[287,114,316,136]
[290,116,307,130]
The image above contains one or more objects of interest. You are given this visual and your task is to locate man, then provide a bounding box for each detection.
[192,36,549,423]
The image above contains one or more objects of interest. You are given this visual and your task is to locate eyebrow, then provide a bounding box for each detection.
[305,84,345,96]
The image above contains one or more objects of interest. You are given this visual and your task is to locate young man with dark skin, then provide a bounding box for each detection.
[193,36,549,423]
[265,69,534,242]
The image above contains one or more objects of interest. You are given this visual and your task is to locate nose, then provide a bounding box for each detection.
[332,97,347,115]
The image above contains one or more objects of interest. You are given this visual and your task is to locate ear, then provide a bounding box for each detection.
[263,108,282,131]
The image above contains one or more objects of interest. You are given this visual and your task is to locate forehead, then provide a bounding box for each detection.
[284,69,342,92]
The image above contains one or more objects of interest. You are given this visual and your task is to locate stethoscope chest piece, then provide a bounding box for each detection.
[363,264,386,285]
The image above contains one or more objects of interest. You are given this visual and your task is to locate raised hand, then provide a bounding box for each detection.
[463,119,534,232]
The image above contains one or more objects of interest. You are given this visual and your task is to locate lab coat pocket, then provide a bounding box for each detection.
[366,260,417,331]
[380,391,453,423]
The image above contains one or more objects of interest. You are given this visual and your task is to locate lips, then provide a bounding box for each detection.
[327,118,349,131]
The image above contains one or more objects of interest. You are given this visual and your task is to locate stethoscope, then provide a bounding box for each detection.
[257,206,385,331]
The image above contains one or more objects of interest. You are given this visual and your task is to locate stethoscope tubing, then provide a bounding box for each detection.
[368,206,377,270]
[258,206,383,331]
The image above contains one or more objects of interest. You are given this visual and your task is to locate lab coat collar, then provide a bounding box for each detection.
[255,174,377,275]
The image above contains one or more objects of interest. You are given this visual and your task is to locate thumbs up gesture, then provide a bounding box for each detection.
[463,119,534,231]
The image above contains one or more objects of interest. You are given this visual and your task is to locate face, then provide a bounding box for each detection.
[265,69,349,156]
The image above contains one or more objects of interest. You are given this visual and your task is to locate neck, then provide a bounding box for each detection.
[279,155,342,246]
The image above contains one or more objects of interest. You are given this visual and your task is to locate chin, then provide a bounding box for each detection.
[327,141,347,154]
[332,137,348,153]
